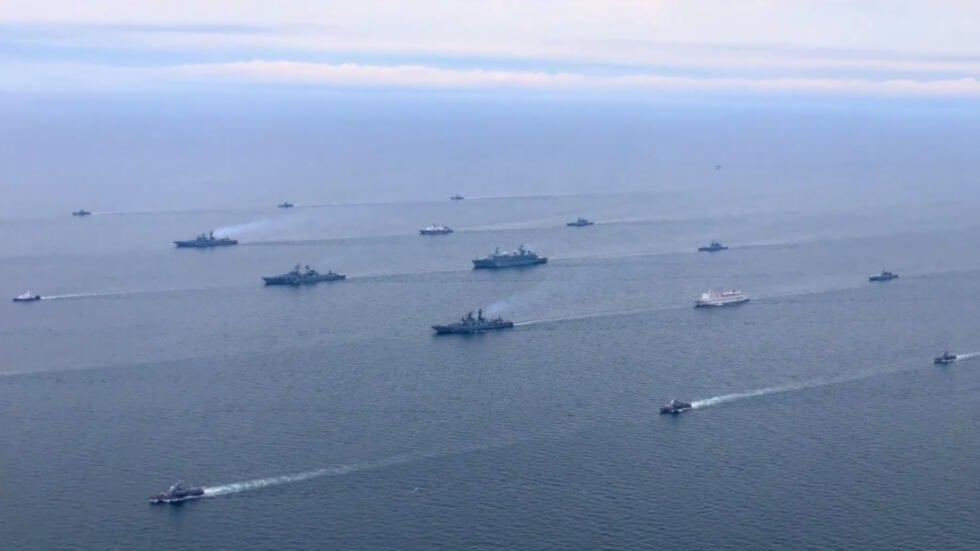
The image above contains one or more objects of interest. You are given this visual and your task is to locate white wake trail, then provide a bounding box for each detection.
[203,452,422,497]
[691,380,819,409]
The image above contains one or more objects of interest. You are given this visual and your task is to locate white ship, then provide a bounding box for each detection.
[419,224,453,235]
[695,288,749,307]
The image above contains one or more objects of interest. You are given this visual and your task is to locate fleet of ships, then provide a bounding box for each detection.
[15,199,960,456]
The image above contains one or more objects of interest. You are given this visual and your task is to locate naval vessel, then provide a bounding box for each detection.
[262,264,345,286]
[472,245,547,269]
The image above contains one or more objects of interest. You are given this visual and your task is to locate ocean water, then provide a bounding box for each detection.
[1,96,979,550]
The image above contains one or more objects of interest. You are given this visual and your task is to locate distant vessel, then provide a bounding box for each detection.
[695,289,749,307]
[262,264,345,286]
[934,350,958,365]
[432,309,514,334]
[472,245,547,269]
[868,271,898,282]
[277,201,294,208]
[174,231,238,248]
[698,241,728,252]
[715,164,722,170]
[12,291,41,302]
[419,224,454,235]
[566,217,594,227]
[660,400,693,414]
[450,194,464,201]
[149,482,205,504]
[72,209,91,216]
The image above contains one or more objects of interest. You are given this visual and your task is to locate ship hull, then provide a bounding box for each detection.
[263,275,346,285]
[869,275,898,282]
[695,297,749,307]
[420,229,453,235]
[698,246,728,252]
[566,222,594,227]
[174,240,238,248]
[472,258,547,269]
[432,322,514,334]
[13,296,41,302]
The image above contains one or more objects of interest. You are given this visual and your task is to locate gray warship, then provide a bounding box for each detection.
[566,217,594,227]
[149,482,205,504]
[174,231,238,248]
[72,209,92,217]
[432,309,514,334]
[472,245,547,269]
[698,241,728,252]
[263,264,346,286]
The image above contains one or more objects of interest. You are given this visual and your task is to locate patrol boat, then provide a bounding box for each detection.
[868,271,898,282]
[472,245,547,269]
[174,231,238,248]
[149,482,205,504]
[695,289,749,307]
[934,350,958,365]
[13,291,41,302]
[72,209,92,216]
[277,201,294,208]
[660,400,693,414]
[450,194,464,201]
[262,264,345,286]
[698,241,728,252]
[432,309,514,334]
[566,217,594,227]
[420,224,454,235]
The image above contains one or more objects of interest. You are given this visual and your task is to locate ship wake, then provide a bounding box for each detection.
[691,364,923,410]
[203,454,417,497]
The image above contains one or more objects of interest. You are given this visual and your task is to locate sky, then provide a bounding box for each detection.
[1,1,979,98]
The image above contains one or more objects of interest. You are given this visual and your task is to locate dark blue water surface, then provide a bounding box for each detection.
[1,96,978,550]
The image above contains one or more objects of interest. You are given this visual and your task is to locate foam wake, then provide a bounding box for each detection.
[41,292,111,300]
[691,380,819,409]
[690,362,926,410]
[203,452,421,497]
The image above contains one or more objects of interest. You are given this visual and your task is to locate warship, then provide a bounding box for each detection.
[450,194,464,201]
[13,291,41,302]
[698,241,728,252]
[868,271,898,282]
[432,309,514,334]
[472,245,547,269]
[660,400,693,414]
[149,482,205,504]
[174,231,238,248]
[277,201,294,208]
[72,209,92,216]
[934,350,958,365]
[419,224,454,235]
[262,264,346,286]
[566,217,594,227]
[695,289,749,307]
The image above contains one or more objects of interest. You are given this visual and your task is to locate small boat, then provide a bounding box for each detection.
[868,271,898,282]
[566,218,594,227]
[695,289,749,307]
[660,400,693,414]
[934,350,958,365]
[277,201,294,208]
[450,194,464,201]
[419,224,453,235]
[149,482,205,504]
[72,209,92,216]
[698,241,728,252]
[12,291,41,302]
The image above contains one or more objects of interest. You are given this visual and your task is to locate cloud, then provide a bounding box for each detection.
[1,2,979,97]
[161,60,980,96]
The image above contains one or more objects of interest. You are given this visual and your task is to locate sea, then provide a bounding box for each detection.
[1,93,978,550]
